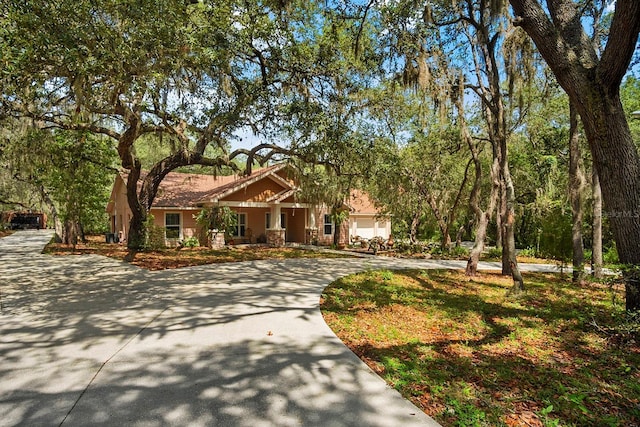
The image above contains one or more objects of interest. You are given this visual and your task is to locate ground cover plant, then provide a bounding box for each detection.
[43,235,351,270]
[321,269,640,427]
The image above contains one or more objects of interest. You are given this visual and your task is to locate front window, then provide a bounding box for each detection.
[165,213,181,239]
[234,213,246,237]
[324,214,333,235]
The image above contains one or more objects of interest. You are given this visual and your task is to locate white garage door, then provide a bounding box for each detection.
[355,218,376,239]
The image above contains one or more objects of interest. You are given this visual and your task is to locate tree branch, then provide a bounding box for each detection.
[600,0,640,93]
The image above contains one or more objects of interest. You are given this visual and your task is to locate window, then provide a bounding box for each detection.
[234,213,247,237]
[266,213,286,229]
[324,214,333,235]
[165,213,181,239]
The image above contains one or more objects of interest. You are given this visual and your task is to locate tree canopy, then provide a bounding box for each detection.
[1,0,640,308]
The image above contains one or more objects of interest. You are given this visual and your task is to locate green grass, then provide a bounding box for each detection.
[321,269,640,427]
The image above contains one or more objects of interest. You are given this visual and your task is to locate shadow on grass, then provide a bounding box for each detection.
[322,269,640,426]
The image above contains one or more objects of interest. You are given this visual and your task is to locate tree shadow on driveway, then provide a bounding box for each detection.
[1,231,438,426]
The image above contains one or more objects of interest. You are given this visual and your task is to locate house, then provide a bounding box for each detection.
[106,164,391,247]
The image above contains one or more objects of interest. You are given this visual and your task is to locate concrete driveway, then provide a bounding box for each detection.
[0,231,561,426]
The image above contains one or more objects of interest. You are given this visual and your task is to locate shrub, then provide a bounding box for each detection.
[182,236,199,248]
[603,244,619,264]
[518,247,537,258]
[485,247,502,259]
[450,245,469,258]
[144,214,166,250]
[195,206,237,237]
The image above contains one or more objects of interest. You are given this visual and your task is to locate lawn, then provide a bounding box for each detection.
[43,235,351,270]
[321,269,640,427]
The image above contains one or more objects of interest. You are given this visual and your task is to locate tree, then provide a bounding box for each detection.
[0,122,116,243]
[391,0,535,290]
[1,1,332,249]
[568,103,587,283]
[508,0,640,310]
[2,0,387,251]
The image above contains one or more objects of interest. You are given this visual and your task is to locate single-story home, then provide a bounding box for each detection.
[106,164,391,247]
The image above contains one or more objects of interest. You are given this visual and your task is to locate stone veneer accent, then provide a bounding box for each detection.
[209,231,226,249]
[305,228,318,245]
[266,228,286,247]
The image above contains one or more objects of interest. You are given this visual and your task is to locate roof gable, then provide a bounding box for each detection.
[201,164,295,203]
[119,164,297,208]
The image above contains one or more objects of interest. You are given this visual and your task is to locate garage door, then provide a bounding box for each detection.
[354,218,375,239]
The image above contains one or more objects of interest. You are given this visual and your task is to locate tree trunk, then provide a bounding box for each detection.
[495,196,503,251]
[467,212,489,276]
[569,103,586,284]
[409,212,420,243]
[459,92,500,276]
[509,0,640,310]
[502,163,525,294]
[582,92,640,311]
[426,193,452,251]
[466,157,500,276]
[456,220,472,247]
[63,219,79,247]
[499,182,508,270]
[592,168,603,279]
[37,184,63,243]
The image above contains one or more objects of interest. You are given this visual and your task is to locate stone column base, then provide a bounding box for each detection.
[266,228,285,247]
[209,231,226,249]
[305,228,318,245]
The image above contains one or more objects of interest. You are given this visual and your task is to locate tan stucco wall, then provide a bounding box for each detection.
[221,178,285,203]
[282,208,306,243]
[229,207,269,242]
[149,209,201,241]
[107,175,131,241]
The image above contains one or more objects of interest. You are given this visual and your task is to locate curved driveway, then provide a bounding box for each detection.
[0,230,559,426]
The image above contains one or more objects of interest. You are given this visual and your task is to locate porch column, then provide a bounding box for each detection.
[271,204,282,229]
[308,208,316,229]
[267,204,285,247]
[305,207,319,245]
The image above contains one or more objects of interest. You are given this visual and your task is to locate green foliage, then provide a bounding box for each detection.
[182,236,199,248]
[603,244,619,265]
[538,207,573,262]
[621,76,640,148]
[1,125,116,236]
[195,206,237,238]
[45,130,116,233]
[485,247,502,259]
[144,214,166,251]
[518,247,537,258]
[445,397,486,427]
[380,270,394,281]
[449,245,469,258]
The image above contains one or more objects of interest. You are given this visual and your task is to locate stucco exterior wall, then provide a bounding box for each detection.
[221,178,283,202]
[282,208,306,243]
[108,176,131,241]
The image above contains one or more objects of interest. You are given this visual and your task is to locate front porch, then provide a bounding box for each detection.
[214,201,319,247]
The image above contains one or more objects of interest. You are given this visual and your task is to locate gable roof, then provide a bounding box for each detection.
[198,163,292,203]
[118,164,293,208]
[109,164,383,215]
[346,189,382,215]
